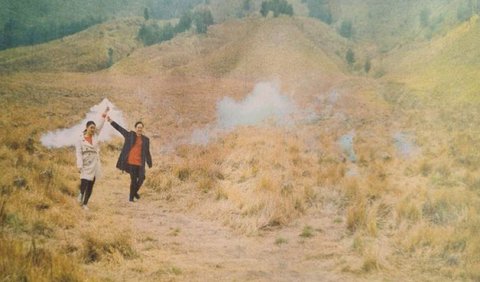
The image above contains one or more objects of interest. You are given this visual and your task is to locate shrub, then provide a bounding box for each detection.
[339,20,353,38]
[82,231,136,263]
[138,9,196,46]
[175,12,192,33]
[260,0,294,17]
[107,48,114,68]
[275,237,288,245]
[420,8,430,27]
[300,225,314,238]
[306,0,332,24]
[144,8,150,21]
[457,2,473,22]
[364,58,371,73]
[138,22,175,46]
[346,48,355,66]
[193,9,214,34]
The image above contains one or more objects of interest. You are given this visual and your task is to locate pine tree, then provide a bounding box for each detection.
[346,49,355,66]
[144,8,150,21]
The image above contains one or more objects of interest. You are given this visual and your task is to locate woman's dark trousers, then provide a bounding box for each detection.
[80,178,95,205]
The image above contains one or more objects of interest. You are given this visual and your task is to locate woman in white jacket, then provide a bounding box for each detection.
[75,107,109,210]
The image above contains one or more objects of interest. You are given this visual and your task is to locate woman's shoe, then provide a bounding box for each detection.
[77,193,84,203]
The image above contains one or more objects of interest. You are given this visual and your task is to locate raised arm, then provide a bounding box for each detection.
[107,116,129,138]
[96,107,109,135]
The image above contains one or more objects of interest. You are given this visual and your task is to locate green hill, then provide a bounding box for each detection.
[0,18,146,72]
[385,15,480,103]
[0,0,203,50]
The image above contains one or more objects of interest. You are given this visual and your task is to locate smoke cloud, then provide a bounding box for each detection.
[339,131,357,162]
[393,132,419,158]
[40,98,126,148]
[217,82,296,129]
[190,81,297,144]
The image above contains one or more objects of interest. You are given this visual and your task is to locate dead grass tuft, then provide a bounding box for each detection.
[82,230,137,263]
[0,236,84,282]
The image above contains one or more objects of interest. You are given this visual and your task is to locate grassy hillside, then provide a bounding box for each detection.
[0,18,146,73]
[113,17,350,79]
[382,15,480,187]
[0,0,144,25]
[323,0,478,53]
[2,0,475,54]
[1,4,480,280]
[374,14,480,280]
[0,73,96,281]
[0,0,203,50]
[107,14,480,279]
[386,15,480,102]
[0,71,150,281]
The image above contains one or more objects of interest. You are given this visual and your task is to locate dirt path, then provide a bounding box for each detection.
[67,156,370,282]
[65,80,402,282]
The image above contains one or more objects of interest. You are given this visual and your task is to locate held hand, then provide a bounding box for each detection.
[102,107,110,118]
[106,116,112,123]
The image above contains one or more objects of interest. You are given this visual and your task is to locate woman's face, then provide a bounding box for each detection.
[135,123,144,135]
[86,124,96,135]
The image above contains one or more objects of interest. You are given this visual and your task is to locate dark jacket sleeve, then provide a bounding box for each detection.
[111,121,129,138]
[145,137,152,168]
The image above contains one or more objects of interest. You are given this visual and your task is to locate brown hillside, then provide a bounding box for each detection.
[1,12,479,281]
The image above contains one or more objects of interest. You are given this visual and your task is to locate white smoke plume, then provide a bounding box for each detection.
[217,81,296,129]
[40,98,126,148]
[190,81,297,144]
[393,132,419,158]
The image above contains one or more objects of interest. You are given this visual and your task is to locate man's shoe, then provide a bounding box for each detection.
[134,193,140,200]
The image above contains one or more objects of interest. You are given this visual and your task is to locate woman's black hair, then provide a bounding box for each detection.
[83,120,96,134]
[135,121,144,128]
[86,121,96,128]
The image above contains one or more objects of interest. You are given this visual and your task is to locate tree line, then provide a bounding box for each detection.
[260,0,294,17]
[137,9,214,46]
[0,17,103,51]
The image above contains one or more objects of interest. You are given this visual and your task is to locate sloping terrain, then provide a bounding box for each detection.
[385,15,480,101]
[1,9,480,282]
[0,18,145,72]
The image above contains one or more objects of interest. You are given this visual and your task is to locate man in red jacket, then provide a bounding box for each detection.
[107,117,153,202]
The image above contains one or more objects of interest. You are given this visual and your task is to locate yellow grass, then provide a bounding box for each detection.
[0,236,84,282]
[1,10,480,280]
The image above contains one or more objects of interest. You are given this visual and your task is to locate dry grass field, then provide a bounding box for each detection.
[1,13,479,281]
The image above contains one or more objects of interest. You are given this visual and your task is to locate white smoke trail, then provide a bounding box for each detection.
[40,98,126,148]
[190,81,297,144]
[217,81,296,129]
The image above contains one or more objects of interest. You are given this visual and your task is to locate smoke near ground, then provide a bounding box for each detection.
[190,81,297,144]
[339,131,357,163]
[393,132,419,158]
[40,98,126,148]
[217,81,296,129]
